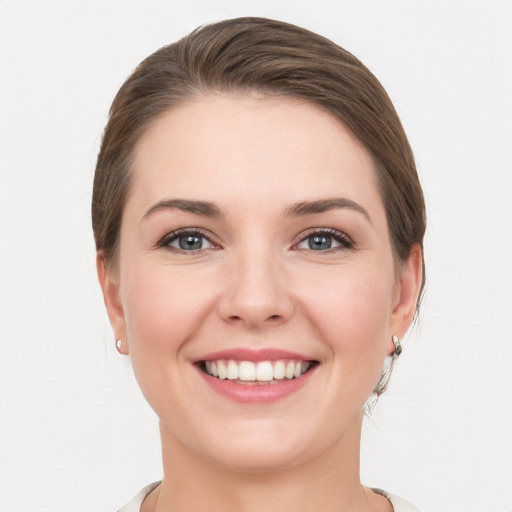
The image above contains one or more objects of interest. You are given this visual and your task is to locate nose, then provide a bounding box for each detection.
[217,249,294,329]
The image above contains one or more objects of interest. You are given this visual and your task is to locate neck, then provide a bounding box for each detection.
[143,412,390,512]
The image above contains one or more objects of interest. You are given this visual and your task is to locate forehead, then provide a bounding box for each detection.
[128,94,384,218]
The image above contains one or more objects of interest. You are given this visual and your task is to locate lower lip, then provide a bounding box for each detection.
[196,365,316,404]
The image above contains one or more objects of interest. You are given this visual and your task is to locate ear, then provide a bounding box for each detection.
[388,244,423,355]
[96,252,128,355]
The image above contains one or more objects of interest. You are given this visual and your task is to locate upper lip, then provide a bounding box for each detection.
[192,348,316,363]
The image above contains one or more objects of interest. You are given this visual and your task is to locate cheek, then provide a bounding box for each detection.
[303,265,395,425]
[299,262,394,358]
[118,262,218,423]
[121,263,214,356]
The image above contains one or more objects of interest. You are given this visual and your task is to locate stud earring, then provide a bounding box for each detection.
[116,339,122,353]
[392,334,402,356]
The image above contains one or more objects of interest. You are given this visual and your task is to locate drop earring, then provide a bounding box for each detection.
[392,334,402,356]
[116,339,122,353]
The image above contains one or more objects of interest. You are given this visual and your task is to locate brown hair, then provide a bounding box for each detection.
[92,17,426,394]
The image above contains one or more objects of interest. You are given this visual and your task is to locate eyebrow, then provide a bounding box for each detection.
[142,199,223,221]
[141,196,371,223]
[285,197,371,223]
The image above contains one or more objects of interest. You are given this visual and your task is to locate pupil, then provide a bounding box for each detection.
[179,235,202,250]
[309,235,331,250]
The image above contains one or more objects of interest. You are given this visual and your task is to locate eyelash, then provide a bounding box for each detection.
[294,228,354,252]
[157,228,354,253]
[157,228,218,254]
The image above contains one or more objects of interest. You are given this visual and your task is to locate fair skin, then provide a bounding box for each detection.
[98,94,422,512]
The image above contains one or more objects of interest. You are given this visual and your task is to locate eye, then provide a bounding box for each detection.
[159,229,216,252]
[295,229,353,252]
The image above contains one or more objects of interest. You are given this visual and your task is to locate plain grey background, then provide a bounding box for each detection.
[1,1,511,511]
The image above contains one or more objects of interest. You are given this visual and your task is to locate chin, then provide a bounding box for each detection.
[184,416,326,474]
[207,440,307,474]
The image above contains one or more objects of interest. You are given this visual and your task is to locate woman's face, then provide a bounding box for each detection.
[100,94,420,471]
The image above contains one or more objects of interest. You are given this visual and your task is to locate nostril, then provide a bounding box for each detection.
[264,314,284,324]
[226,313,282,326]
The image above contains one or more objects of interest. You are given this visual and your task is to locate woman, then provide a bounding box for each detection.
[93,17,425,512]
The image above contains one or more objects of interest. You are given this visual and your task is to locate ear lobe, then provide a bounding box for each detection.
[388,244,423,353]
[96,252,128,354]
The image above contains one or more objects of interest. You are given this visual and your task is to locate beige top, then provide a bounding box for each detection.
[117,482,423,512]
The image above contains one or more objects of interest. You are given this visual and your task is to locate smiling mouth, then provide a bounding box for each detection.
[198,359,317,385]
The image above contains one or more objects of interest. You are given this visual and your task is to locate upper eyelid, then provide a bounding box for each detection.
[158,228,219,247]
[156,227,352,249]
[296,227,353,242]
[292,228,354,251]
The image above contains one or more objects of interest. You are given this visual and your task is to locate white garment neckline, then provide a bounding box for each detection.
[117,482,423,512]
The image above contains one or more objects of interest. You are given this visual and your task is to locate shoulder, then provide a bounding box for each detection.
[117,482,160,512]
[373,488,424,512]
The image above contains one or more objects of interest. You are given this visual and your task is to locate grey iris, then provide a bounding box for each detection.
[180,235,202,250]
[309,235,331,250]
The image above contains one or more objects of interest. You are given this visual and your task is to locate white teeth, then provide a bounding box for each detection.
[227,360,238,380]
[285,361,295,379]
[273,360,285,379]
[203,359,312,382]
[239,361,256,381]
[217,361,227,380]
[256,361,273,381]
